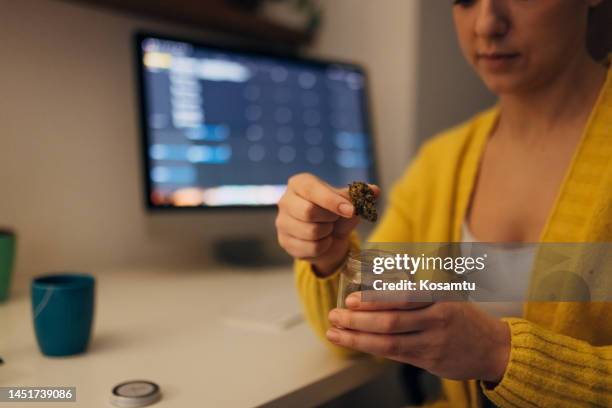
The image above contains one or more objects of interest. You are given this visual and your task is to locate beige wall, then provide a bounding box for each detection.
[414,1,495,146]
[0,0,494,278]
[0,0,279,277]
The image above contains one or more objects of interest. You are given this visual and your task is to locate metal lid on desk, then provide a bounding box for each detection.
[110,380,161,407]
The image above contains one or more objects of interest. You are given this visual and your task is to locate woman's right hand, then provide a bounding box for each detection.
[275,173,379,277]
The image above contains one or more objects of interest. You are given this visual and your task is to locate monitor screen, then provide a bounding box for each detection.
[136,33,377,209]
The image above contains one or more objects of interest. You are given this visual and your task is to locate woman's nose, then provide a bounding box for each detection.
[474,0,510,39]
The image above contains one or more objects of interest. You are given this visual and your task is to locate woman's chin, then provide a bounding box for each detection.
[480,75,531,96]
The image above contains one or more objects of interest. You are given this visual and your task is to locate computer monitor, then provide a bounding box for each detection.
[135,33,377,209]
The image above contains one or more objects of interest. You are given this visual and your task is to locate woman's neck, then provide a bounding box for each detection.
[497,53,607,141]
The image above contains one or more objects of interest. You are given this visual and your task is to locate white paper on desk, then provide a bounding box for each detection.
[222,291,304,332]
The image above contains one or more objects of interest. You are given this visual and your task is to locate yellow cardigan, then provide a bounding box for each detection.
[295,60,612,408]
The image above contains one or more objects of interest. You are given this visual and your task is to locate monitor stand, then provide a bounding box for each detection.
[212,237,292,267]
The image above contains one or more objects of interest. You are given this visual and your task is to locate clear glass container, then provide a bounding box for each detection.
[336,251,362,308]
[336,249,417,307]
[336,250,382,308]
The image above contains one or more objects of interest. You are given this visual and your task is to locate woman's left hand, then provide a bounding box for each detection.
[326,292,511,383]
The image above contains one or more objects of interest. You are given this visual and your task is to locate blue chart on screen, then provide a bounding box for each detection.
[137,34,376,208]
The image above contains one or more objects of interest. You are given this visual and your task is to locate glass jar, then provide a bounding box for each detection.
[337,250,384,308]
[336,249,419,307]
[336,251,363,308]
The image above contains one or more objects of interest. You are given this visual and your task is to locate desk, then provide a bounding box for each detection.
[0,267,386,407]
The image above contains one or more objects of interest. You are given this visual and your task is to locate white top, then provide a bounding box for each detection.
[461,223,535,318]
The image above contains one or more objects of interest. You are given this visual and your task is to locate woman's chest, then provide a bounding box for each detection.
[467,134,581,242]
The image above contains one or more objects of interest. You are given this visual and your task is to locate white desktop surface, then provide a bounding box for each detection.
[0,267,385,407]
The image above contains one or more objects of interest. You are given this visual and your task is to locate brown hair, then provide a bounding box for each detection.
[588,0,612,60]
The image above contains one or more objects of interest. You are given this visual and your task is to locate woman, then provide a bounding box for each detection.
[275,0,612,406]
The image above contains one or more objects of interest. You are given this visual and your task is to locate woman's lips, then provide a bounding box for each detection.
[477,52,521,71]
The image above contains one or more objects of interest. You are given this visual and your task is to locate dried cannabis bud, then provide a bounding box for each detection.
[348,181,378,222]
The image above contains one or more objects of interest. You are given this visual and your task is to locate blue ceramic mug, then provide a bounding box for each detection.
[31,274,95,357]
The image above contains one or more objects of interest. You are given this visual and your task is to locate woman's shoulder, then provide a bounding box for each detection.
[418,106,498,160]
[403,106,498,184]
[391,106,498,196]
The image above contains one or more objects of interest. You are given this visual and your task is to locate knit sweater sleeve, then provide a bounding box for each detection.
[294,233,361,358]
[482,318,612,408]
[293,158,421,357]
